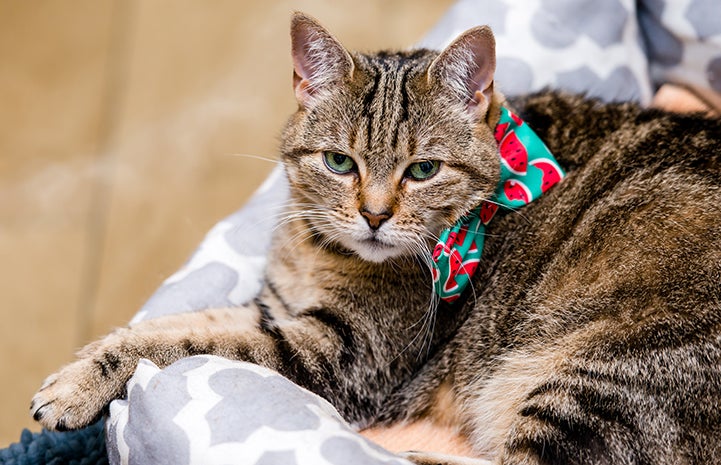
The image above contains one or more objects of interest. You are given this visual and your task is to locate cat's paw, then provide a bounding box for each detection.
[30,357,121,431]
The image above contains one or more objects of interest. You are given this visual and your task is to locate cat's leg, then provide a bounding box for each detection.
[31,303,354,431]
[482,361,654,465]
[31,307,260,430]
[458,346,629,465]
[463,327,721,465]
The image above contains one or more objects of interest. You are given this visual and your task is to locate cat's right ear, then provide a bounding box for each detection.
[290,12,354,107]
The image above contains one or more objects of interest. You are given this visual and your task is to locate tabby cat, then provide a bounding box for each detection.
[32,12,721,465]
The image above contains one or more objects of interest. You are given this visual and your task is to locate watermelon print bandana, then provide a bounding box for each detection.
[431,107,565,303]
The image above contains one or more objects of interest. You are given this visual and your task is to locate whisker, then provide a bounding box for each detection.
[385,235,442,360]
[482,198,532,224]
[227,153,283,165]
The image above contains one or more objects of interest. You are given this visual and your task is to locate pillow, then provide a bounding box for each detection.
[107,356,409,465]
[418,0,653,103]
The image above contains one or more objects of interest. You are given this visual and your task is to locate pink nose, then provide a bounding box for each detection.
[360,209,392,230]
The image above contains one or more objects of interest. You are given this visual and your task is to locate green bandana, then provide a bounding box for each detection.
[431,107,565,303]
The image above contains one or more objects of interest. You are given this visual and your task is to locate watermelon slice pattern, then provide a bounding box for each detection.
[494,121,510,143]
[432,107,565,303]
[529,157,565,193]
[432,215,483,303]
[503,179,532,204]
[498,131,528,176]
[478,201,498,225]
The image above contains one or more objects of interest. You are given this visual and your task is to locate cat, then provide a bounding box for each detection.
[31,12,721,465]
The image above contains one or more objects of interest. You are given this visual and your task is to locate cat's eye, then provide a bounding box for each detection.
[406,160,441,181]
[323,151,356,174]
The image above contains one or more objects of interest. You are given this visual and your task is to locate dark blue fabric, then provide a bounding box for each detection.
[0,420,107,465]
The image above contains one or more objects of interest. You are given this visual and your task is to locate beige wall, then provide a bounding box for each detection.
[0,0,454,447]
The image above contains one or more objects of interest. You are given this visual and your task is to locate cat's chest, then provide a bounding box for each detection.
[266,238,432,320]
[264,252,332,315]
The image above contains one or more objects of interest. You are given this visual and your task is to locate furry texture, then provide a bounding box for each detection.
[32,13,721,465]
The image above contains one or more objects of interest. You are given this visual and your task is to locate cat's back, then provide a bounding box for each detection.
[467,91,721,341]
[515,91,721,174]
[450,92,721,463]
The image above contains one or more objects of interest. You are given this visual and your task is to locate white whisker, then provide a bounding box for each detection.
[227,153,284,165]
[482,197,531,223]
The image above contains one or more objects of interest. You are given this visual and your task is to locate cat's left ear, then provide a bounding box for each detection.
[428,26,496,118]
[290,12,354,107]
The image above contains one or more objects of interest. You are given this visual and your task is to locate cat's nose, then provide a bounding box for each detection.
[360,209,392,230]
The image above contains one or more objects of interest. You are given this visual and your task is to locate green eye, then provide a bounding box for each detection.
[407,160,441,180]
[323,152,356,174]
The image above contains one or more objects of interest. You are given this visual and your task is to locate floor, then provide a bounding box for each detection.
[0,0,454,446]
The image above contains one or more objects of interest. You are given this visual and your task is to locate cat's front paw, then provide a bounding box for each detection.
[31,357,123,431]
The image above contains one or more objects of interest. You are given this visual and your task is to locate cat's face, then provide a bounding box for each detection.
[281,14,501,263]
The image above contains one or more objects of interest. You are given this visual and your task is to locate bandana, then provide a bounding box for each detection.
[431,107,565,303]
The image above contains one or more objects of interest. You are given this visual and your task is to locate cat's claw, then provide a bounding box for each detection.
[30,359,115,431]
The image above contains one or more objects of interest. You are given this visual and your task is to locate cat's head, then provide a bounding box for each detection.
[280,12,503,263]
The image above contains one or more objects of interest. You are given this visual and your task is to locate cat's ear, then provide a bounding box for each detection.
[428,26,496,117]
[290,12,354,107]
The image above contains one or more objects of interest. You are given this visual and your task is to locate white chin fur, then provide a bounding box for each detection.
[354,243,404,263]
[334,220,408,263]
[337,236,403,263]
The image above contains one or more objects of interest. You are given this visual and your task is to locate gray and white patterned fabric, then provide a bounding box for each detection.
[106,356,409,465]
[109,1,721,464]
[418,0,654,104]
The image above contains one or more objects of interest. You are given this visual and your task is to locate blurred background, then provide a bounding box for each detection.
[0,0,454,446]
